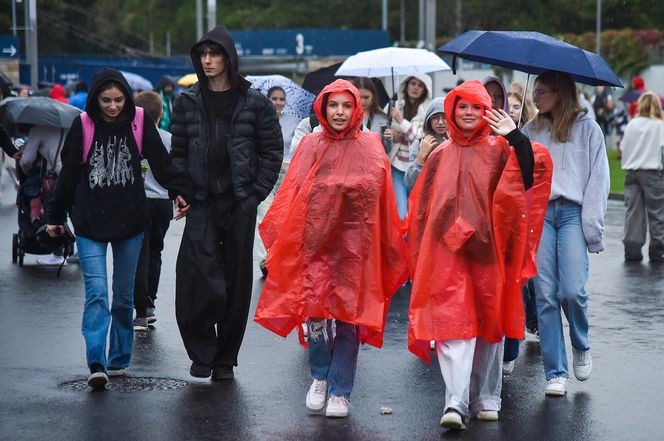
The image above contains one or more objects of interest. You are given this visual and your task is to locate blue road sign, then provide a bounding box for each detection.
[230,29,390,57]
[0,35,19,59]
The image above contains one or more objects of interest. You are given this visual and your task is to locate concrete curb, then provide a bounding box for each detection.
[609,193,624,201]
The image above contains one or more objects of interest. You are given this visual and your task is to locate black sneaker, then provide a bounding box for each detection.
[87,363,108,390]
[190,363,211,378]
[211,365,234,381]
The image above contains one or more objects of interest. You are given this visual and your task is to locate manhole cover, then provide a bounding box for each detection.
[59,377,189,392]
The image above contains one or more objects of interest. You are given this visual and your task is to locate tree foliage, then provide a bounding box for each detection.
[0,0,661,59]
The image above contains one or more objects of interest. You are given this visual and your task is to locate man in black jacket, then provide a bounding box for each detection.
[170,26,283,380]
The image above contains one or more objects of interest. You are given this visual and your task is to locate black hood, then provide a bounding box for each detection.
[190,26,240,93]
[85,68,135,122]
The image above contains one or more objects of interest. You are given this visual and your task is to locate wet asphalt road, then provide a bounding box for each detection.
[1,172,663,441]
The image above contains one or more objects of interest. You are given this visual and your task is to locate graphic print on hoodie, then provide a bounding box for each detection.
[88,134,134,189]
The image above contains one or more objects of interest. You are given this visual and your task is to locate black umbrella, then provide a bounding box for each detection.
[0,97,81,132]
[0,124,17,156]
[303,63,390,109]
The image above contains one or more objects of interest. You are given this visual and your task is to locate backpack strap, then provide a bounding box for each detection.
[133,107,144,156]
[81,107,144,163]
[80,112,95,164]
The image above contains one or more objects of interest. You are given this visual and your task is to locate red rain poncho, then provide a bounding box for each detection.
[254,79,408,348]
[407,80,552,364]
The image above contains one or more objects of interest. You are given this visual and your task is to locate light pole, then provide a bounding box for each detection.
[382,0,388,32]
[196,0,203,40]
[595,0,601,54]
[12,0,18,36]
[26,0,38,90]
[207,0,216,31]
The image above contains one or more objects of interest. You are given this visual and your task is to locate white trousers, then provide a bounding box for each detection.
[254,188,275,262]
[436,337,503,417]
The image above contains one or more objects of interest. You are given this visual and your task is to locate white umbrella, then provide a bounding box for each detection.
[335,47,451,97]
[246,75,315,120]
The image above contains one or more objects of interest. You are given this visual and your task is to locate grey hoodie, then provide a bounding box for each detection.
[522,111,610,252]
[404,97,446,189]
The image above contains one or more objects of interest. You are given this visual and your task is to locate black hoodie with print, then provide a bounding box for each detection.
[46,68,192,242]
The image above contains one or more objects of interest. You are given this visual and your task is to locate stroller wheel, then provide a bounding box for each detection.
[12,233,18,264]
[18,252,24,266]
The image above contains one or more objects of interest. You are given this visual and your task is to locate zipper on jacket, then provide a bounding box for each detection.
[184,90,210,191]
[226,94,247,195]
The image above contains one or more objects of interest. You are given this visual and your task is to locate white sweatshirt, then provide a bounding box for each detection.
[620,117,664,171]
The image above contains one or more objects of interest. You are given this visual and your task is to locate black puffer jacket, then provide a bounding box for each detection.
[170,26,283,203]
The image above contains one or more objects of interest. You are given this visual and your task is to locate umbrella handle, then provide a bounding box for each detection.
[518,73,531,127]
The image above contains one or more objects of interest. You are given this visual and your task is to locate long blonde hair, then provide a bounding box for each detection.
[637,91,663,120]
[507,90,534,127]
[531,71,584,143]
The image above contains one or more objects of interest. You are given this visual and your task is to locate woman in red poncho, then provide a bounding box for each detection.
[407,81,552,430]
[254,79,408,418]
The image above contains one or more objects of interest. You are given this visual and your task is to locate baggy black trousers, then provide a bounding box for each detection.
[175,195,257,369]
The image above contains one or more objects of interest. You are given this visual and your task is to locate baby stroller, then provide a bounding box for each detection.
[11,156,73,266]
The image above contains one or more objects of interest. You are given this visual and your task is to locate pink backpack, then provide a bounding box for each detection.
[80,107,144,163]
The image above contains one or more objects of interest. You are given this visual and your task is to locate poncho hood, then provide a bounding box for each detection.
[313,79,364,140]
[444,80,492,146]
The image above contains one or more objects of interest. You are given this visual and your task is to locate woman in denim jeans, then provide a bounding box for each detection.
[45,68,191,390]
[255,80,407,418]
[522,70,610,397]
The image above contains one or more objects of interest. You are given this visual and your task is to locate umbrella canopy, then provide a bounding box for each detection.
[335,47,451,78]
[336,47,450,100]
[120,71,154,92]
[438,30,623,87]
[303,62,390,108]
[178,73,198,87]
[246,75,315,120]
[0,97,82,132]
[619,89,643,103]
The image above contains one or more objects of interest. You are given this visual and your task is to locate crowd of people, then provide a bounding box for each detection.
[1,24,664,433]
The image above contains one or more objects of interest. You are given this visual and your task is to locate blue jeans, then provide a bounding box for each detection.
[307,319,359,398]
[503,280,538,362]
[391,167,409,220]
[77,233,144,371]
[533,199,590,380]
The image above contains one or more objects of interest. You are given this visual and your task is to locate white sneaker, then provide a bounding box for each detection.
[440,410,467,430]
[305,379,328,412]
[325,395,350,418]
[572,348,592,381]
[107,368,126,377]
[476,410,499,421]
[36,253,67,266]
[503,360,515,375]
[87,371,108,390]
[544,377,567,396]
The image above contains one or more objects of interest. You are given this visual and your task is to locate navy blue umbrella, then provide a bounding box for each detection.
[439,30,623,87]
